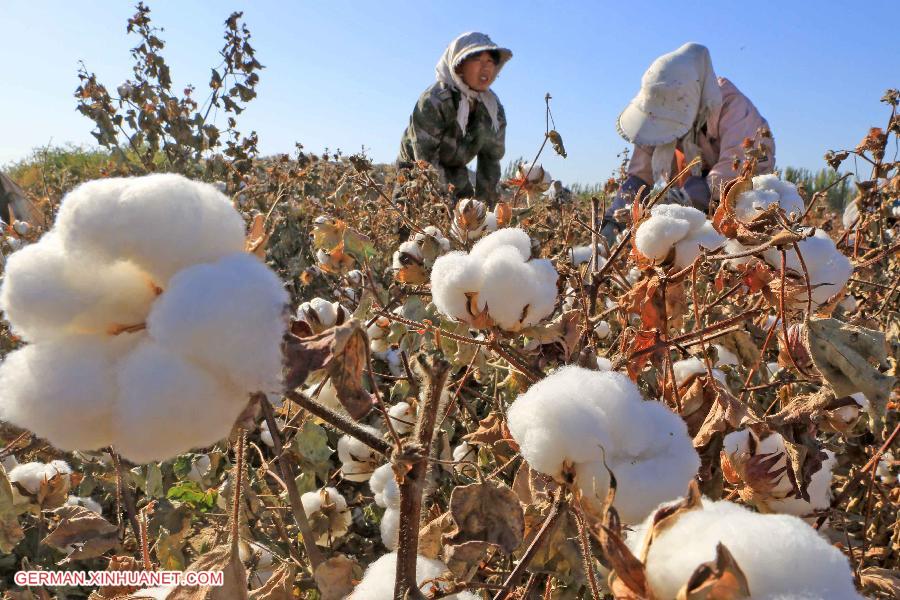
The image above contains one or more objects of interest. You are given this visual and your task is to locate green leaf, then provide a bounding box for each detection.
[342,228,376,262]
[146,463,164,498]
[166,481,217,512]
[294,421,333,481]
[172,454,194,480]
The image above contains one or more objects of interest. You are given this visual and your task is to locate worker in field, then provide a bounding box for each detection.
[397,32,511,208]
[601,42,776,243]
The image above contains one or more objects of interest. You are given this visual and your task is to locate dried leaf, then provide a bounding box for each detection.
[89,555,143,599]
[42,505,118,561]
[447,482,524,554]
[418,511,453,560]
[462,412,512,447]
[167,542,248,600]
[547,130,567,158]
[805,317,895,432]
[244,213,269,258]
[0,466,25,553]
[313,556,358,600]
[639,481,703,563]
[250,563,295,600]
[37,471,71,509]
[859,566,900,597]
[676,543,751,600]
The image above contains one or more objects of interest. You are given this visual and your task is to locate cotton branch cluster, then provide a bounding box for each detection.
[506,366,699,524]
[628,498,863,599]
[449,198,500,242]
[635,204,725,269]
[430,228,558,331]
[300,486,352,545]
[0,174,288,463]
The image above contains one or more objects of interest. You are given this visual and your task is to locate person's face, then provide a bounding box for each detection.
[458,52,497,92]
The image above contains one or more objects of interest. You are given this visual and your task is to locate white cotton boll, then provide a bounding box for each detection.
[380,507,400,550]
[147,252,288,394]
[297,297,339,331]
[594,321,611,339]
[306,380,344,413]
[626,267,642,285]
[762,229,852,307]
[392,240,423,270]
[370,463,400,509]
[753,174,805,216]
[596,356,613,371]
[0,233,157,342]
[66,495,102,514]
[113,340,248,464]
[673,222,725,269]
[570,245,607,268]
[347,552,478,600]
[469,227,532,261]
[723,238,752,267]
[1,455,18,472]
[876,451,896,484]
[300,487,351,545]
[479,248,558,330]
[429,251,481,322]
[713,345,739,367]
[259,420,274,448]
[673,357,725,387]
[383,347,404,377]
[508,366,698,524]
[186,454,211,484]
[635,215,692,261]
[388,402,416,435]
[734,189,782,222]
[0,334,125,452]
[338,425,382,482]
[628,499,862,600]
[55,174,246,284]
[482,212,498,235]
[9,461,70,496]
[651,204,708,229]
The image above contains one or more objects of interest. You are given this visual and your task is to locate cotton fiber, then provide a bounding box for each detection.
[635,204,724,269]
[347,552,479,600]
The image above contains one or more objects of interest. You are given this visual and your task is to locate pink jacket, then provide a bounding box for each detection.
[626,77,775,201]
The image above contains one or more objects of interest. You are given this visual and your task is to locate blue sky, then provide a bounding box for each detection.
[2,1,897,185]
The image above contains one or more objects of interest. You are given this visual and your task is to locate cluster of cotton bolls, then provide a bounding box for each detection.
[392,226,451,284]
[0,174,289,464]
[300,486,352,545]
[338,424,383,482]
[760,228,853,308]
[347,552,479,600]
[449,198,498,242]
[506,366,699,524]
[369,463,401,550]
[635,204,725,269]
[733,174,806,222]
[627,498,863,599]
[296,297,349,333]
[430,228,558,331]
[722,428,836,518]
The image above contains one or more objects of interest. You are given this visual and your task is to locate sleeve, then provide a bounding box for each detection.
[706,95,776,200]
[406,91,452,173]
[475,106,506,206]
[603,145,654,223]
[683,175,712,212]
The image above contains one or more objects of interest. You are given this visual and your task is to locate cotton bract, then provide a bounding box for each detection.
[628,499,862,599]
[0,174,289,464]
[430,228,558,331]
[506,366,699,524]
[635,204,724,269]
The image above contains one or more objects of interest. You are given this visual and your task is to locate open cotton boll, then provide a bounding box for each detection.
[429,251,481,321]
[387,402,416,435]
[66,495,102,514]
[713,344,739,367]
[297,297,343,333]
[0,334,126,451]
[370,463,400,509]
[148,252,288,394]
[55,174,246,284]
[469,227,533,261]
[306,380,343,413]
[113,340,249,464]
[380,507,400,550]
[9,461,72,496]
[570,245,607,267]
[338,425,382,482]
[186,454,212,484]
[877,451,896,484]
[651,204,708,229]
[628,499,862,600]
[0,234,156,342]
[734,175,805,223]
[300,487,352,545]
[635,215,692,262]
[478,247,558,330]
[672,357,725,387]
[672,222,725,269]
[762,229,852,307]
[508,366,698,524]
[347,552,479,600]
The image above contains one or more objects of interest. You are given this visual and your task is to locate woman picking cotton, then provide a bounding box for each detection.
[397,32,511,207]
[601,42,776,243]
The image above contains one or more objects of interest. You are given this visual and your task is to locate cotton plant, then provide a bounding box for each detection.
[430,228,558,332]
[448,198,498,243]
[300,486,352,546]
[634,204,725,270]
[722,428,836,518]
[506,366,699,524]
[509,163,552,206]
[392,226,451,284]
[347,552,479,600]
[370,463,401,550]
[0,174,289,464]
[296,297,349,333]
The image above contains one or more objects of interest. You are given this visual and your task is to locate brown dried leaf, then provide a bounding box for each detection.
[313,556,359,600]
[602,513,654,600]
[462,412,511,447]
[0,466,25,554]
[442,540,496,578]
[42,505,118,561]
[37,472,71,509]
[244,214,270,258]
[167,542,248,600]
[860,567,900,597]
[805,317,896,432]
[88,555,142,599]
[447,482,524,554]
[418,511,453,560]
[639,480,703,563]
[676,543,751,600]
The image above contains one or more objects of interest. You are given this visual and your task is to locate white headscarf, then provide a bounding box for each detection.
[617,43,723,182]
[434,32,512,134]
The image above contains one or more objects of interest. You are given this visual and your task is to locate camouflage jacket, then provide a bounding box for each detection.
[398,82,506,206]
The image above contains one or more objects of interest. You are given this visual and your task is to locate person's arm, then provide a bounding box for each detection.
[475,104,506,206]
[706,94,776,200]
[603,145,653,222]
[405,89,453,180]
